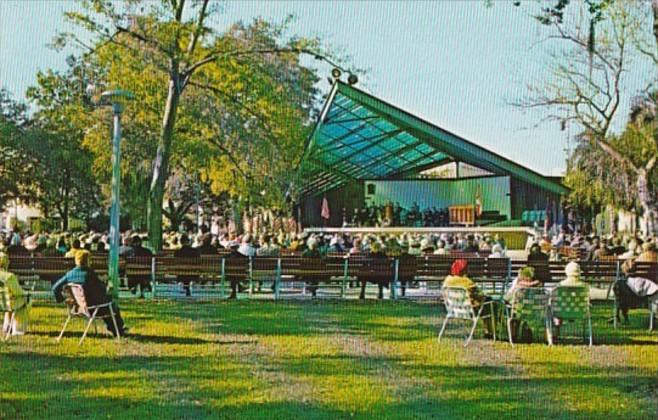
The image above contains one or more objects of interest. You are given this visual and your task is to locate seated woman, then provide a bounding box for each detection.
[615,259,658,324]
[52,250,127,337]
[443,259,495,338]
[552,261,588,341]
[559,261,585,287]
[504,266,543,302]
[0,253,30,336]
[505,266,543,342]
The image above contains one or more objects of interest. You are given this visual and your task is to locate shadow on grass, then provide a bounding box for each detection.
[1,337,657,419]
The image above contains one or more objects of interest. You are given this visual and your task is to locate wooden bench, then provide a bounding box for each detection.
[278,256,346,297]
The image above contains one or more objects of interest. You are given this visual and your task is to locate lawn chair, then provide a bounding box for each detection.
[0,285,14,342]
[0,281,29,341]
[56,284,121,345]
[548,286,592,346]
[438,286,496,346]
[506,287,550,346]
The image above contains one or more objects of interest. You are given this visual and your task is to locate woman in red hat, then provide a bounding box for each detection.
[443,259,495,338]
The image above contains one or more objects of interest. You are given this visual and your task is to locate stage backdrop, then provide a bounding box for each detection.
[365,177,511,218]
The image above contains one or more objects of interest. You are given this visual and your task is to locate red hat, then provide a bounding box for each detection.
[450,259,468,276]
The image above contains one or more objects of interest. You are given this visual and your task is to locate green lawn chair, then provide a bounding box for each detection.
[549,285,592,346]
[506,287,550,346]
[438,286,496,346]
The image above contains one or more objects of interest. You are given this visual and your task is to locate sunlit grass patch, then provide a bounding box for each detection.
[0,299,656,418]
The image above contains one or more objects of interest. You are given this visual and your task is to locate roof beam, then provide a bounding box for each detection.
[323,115,378,126]
[390,157,455,179]
[388,151,449,177]
[316,129,405,177]
[347,138,430,179]
[307,157,357,182]
[349,129,404,155]
[318,120,373,148]
[299,172,340,196]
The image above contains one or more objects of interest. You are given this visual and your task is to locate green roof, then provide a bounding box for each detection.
[297,81,568,197]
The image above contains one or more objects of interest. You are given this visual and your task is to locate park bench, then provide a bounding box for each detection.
[32,257,76,287]
[251,257,280,296]
[347,254,396,299]
[154,256,223,298]
[413,256,509,297]
[510,259,620,298]
[278,256,346,298]
[7,255,34,283]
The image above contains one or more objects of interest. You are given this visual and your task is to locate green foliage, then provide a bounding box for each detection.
[57,0,344,248]
[565,90,658,211]
[24,65,103,228]
[0,90,37,211]
[77,13,323,216]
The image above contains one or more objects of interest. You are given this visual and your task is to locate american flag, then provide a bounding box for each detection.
[321,197,330,220]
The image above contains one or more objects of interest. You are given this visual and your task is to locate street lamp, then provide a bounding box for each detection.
[99,89,134,298]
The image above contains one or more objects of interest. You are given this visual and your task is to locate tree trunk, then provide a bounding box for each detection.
[637,170,656,237]
[653,0,658,52]
[61,172,70,231]
[148,76,181,250]
[231,198,243,236]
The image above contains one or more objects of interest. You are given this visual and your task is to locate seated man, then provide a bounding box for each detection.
[365,241,392,299]
[301,238,328,298]
[225,241,249,299]
[127,235,153,298]
[443,259,495,338]
[174,234,200,297]
[0,253,31,336]
[52,250,127,337]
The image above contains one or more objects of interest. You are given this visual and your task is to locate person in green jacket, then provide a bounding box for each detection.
[0,252,30,336]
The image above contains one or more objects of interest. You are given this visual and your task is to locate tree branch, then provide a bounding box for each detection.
[186,0,209,55]
[203,135,252,182]
[594,137,639,174]
[646,154,658,173]
[182,47,340,86]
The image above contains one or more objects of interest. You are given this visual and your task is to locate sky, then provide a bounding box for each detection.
[0,1,653,176]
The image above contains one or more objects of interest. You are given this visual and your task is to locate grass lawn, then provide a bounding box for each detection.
[1,298,657,419]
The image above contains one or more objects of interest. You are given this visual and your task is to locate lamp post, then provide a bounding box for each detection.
[100,89,134,298]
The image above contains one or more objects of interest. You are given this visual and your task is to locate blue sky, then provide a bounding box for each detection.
[0,1,652,175]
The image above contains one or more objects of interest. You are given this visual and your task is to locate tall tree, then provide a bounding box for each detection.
[518,0,658,233]
[25,68,103,229]
[58,0,341,249]
[0,90,35,212]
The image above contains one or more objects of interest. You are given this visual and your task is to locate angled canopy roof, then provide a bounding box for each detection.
[296,81,567,198]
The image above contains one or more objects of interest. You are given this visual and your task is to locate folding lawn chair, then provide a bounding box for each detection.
[0,281,29,341]
[438,286,496,346]
[548,285,592,346]
[0,285,15,342]
[506,287,550,346]
[56,284,121,345]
